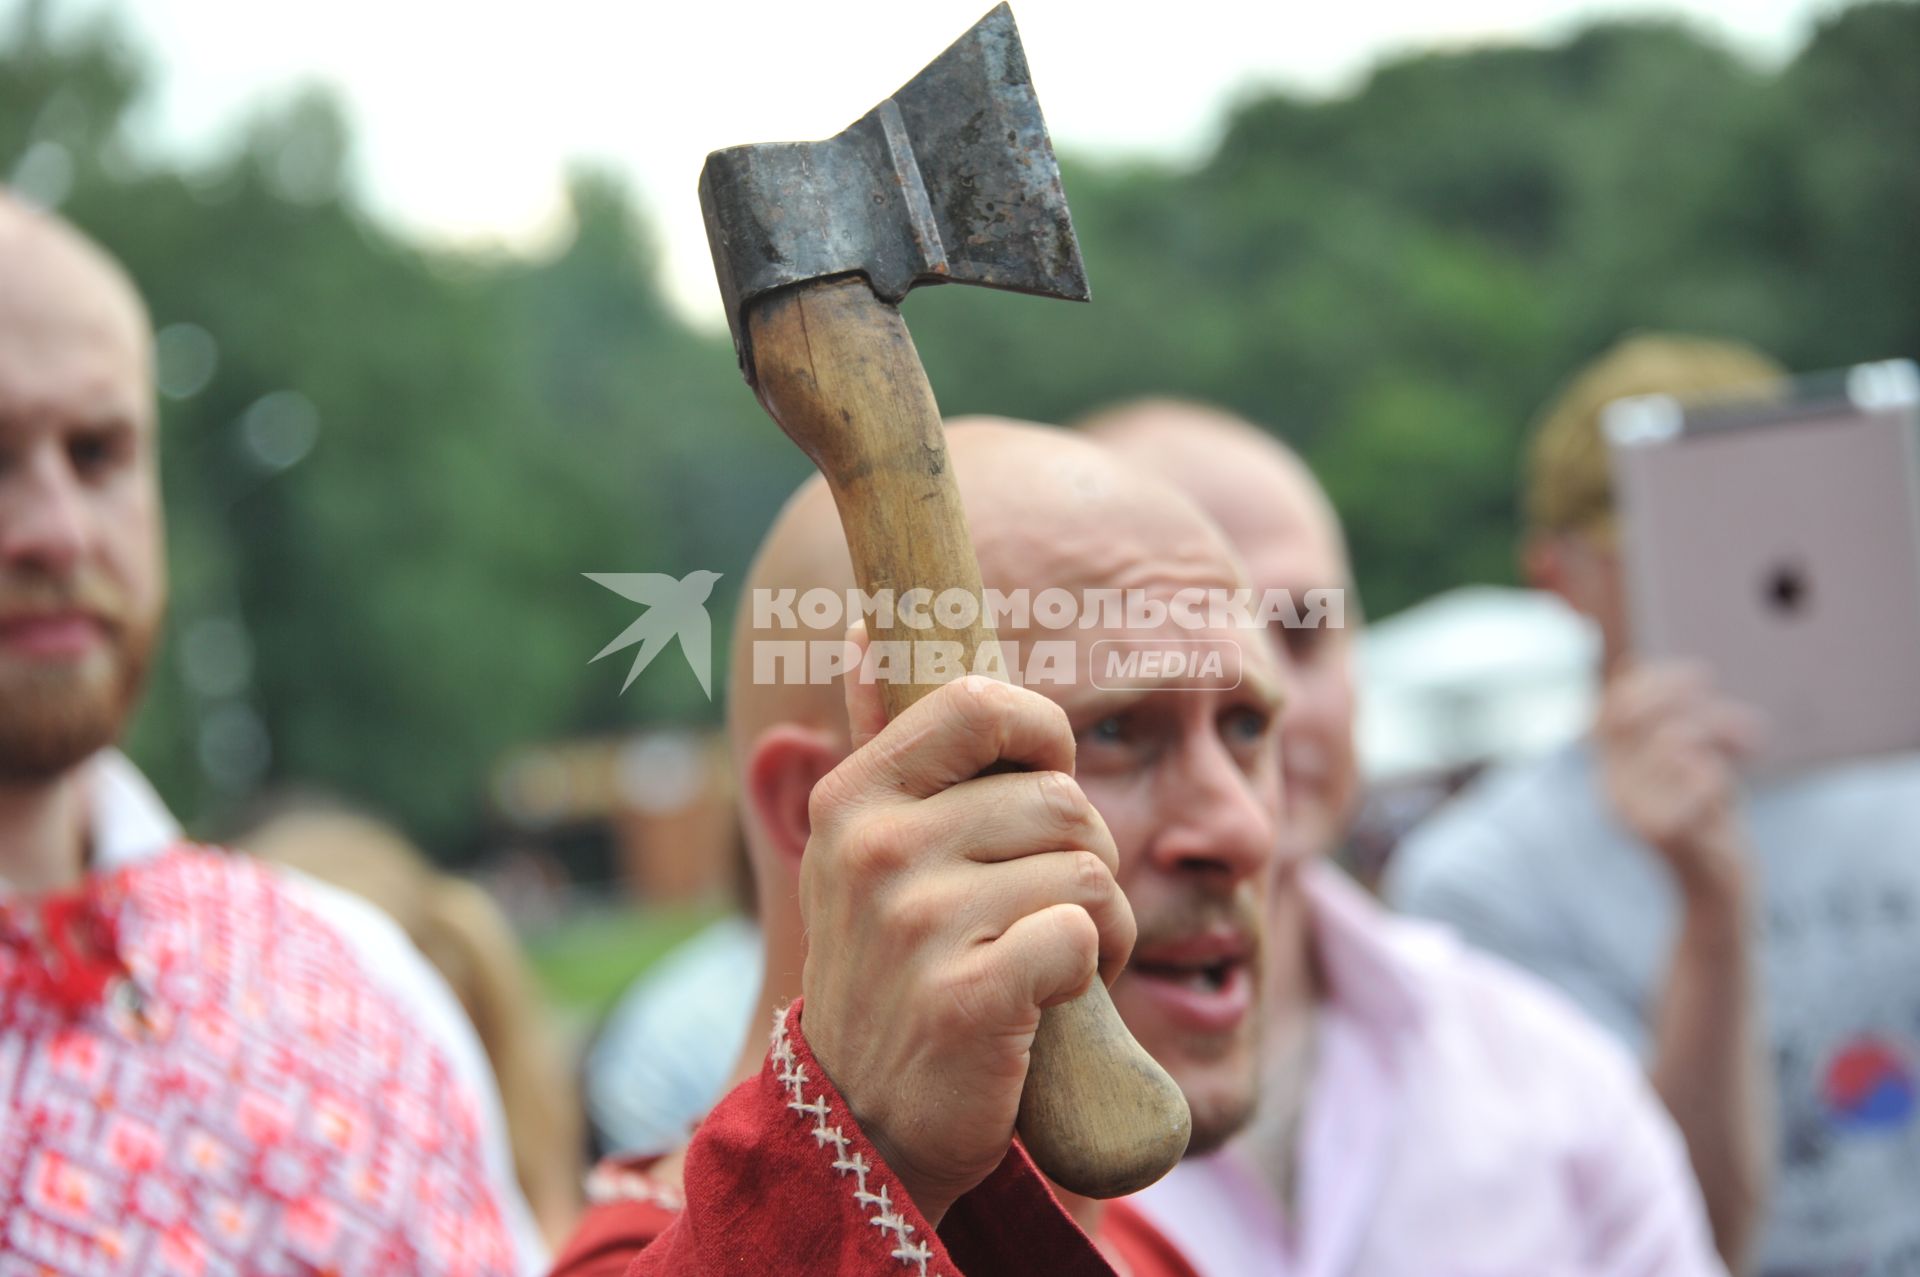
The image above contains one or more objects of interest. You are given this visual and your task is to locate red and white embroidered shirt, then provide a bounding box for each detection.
[550,1002,1200,1277]
[0,845,519,1276]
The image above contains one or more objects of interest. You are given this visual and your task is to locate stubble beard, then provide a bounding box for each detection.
[1180,1006,1265,1156]
[1132,886,1269,1157]
[0,574,156,783]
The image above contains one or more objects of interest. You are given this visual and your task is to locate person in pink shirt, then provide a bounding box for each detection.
[1089,400,1724,1277]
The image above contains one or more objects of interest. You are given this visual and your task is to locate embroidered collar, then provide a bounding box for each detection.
[0,865,136,1017]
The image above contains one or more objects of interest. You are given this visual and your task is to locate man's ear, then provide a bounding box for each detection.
[743,724,844,875]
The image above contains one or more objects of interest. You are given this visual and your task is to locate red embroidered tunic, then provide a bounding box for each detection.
[550,1003,1199,1277]
[0,846,518,1276]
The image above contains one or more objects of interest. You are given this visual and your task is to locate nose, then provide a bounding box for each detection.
[1145,724,1280,886]
[0,443,90,576]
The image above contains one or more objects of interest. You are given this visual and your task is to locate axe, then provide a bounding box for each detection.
[700,3,1191,1199]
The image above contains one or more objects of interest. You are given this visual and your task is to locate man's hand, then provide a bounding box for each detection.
[1596,661,1763,902]
[798,633,1133,1227]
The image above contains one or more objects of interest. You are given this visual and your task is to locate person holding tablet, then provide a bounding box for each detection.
[1389,333,1920,1277]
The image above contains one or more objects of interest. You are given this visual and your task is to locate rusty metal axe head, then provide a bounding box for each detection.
[700,3,1089,384]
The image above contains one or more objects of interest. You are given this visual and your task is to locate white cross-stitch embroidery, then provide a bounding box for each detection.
[771,1006,939,1275]
[583,1163,686,1212]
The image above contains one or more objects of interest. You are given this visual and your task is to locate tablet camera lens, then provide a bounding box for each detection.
[1765,561,1811,616]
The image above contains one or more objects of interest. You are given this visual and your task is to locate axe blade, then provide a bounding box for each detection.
[700,3,1089,382]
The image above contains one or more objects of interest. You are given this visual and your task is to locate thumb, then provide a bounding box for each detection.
[841,622,889,749]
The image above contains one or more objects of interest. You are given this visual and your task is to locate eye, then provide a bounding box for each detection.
[68,426,130,480]
[1077,712,1151,772]
[1220,705,1273,746]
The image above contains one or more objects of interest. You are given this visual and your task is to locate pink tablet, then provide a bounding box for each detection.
[1605,360,1920,773]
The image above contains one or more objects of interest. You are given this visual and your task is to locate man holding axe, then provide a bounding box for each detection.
[571,11,1217,1264]
[699,1,1197,1206]
[555,420,1280,1276]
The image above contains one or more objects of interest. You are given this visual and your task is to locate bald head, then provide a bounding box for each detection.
[956,416,1245,604]
[1079,399,1348,595]
[727,415,1246,736]
[0,193,151,416]
[727,416,1252,860]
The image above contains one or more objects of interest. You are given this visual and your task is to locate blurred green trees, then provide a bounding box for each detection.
[4,1,1914,856]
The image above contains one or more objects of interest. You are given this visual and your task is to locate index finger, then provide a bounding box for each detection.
[838,674,1076,803]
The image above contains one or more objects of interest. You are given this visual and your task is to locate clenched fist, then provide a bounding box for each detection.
[798,631,1135,1226]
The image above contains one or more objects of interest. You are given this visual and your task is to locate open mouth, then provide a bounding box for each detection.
[1122,932,1257,1034]
[1131,956,1239,993]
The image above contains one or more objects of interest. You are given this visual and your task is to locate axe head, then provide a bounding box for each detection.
[701,3,1089,383]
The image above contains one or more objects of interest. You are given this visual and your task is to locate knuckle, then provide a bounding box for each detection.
[949,675,1014,739]
[884,883,947,948]
[1067,848,1112,899]
[1052,905,1102,968]
[845,812,913,881]
[805,789,838,844]
[1038,770,1092,836]
[807,764,858,835]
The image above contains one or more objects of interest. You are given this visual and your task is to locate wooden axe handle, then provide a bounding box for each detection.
[746,275,1192,1200]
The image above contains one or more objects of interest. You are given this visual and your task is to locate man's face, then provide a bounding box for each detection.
[1533,529,1632,674]
[1018,597,1285,1155]
[1231,512,1359,865]
[0,237,163,780]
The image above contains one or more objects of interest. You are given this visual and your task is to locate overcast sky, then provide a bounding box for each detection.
[18,0,1836,324]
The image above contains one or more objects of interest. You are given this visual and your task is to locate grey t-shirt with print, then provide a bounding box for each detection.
[1387,743,1920,1277]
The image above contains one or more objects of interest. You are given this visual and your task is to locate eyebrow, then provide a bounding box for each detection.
[1060,660,1286,721]
[71,415,138,437]
[0,406,142,438]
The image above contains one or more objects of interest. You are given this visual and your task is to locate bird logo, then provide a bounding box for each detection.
[586,571,724,698]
